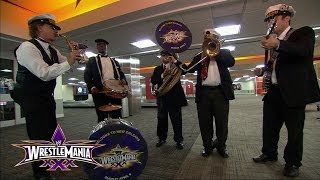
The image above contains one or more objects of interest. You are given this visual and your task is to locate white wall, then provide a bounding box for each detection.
[62,85,74,101]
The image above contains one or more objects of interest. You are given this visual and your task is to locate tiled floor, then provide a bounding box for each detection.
[0,95,319,179]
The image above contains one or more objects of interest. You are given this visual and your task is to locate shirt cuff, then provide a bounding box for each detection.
[276,40,280,50]
[60,61,71,72]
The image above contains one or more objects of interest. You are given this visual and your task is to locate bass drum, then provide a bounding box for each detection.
[83,119,148,180]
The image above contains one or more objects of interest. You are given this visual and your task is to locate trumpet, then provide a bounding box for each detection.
[59,34,89,64]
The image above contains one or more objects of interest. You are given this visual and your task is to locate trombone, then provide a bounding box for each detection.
[182,36,224,72]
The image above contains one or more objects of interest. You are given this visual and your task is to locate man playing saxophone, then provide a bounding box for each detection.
[12,13,81,179]
[151,50,187,150]
[175,29,235,158]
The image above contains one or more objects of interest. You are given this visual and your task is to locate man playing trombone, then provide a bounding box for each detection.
[176,29,235,158]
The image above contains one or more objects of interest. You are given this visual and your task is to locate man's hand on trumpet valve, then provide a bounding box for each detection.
[66,50,82,65]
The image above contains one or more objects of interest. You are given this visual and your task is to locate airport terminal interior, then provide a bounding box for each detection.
[1,0,320,179]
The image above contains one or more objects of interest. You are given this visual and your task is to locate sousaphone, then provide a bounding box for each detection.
[154,20,192,97]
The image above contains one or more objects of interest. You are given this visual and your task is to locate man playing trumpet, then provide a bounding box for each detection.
[151,50,187,150]
[12,13,81,179]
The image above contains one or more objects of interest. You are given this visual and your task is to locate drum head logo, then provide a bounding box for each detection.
[84,120,148,180]
[12,124,102,171]
[155,20,192,53]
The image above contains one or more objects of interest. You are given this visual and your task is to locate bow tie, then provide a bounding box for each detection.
[100,55,108,57]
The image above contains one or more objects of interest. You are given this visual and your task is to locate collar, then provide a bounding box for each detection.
[99,53,108,57]
[36,38,50,49]
[278,26,291,40]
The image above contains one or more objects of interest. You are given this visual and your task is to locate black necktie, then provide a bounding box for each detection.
[48,45,58,63]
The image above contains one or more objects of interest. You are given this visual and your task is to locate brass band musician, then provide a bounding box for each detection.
[12,13,81,179]
[176,29,235,158]
[151,50,187,150]
[84,39,127,122]
[252,4,320,177]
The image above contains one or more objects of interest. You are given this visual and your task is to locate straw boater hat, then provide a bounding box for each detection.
[264,4,296,22]
[28,13,61,30]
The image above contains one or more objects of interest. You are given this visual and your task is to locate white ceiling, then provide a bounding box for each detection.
[1,0,320,84]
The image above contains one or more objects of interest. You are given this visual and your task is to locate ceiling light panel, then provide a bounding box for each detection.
[130,39,156,48]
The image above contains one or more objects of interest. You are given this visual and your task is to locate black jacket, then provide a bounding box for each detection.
[151,63,187,107]
[176,49,235,103]
[264,26,320,107]
[84,55,127,93]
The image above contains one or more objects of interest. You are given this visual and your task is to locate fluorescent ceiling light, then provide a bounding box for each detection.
[1,69,12,72]
[68,82,77,85]
[255,64,265,68]
[215,25,241,36]
[68,78,79,81]
[242,75,249,78]
[85,51,97,58]
[77,67,86,71]
[115,58,140,65]
[233,77,241,82]
[221,45,235,51]
[313,26,320,30]
[245,77,255,81]
[78,81,86,84]
[130,39,156,48]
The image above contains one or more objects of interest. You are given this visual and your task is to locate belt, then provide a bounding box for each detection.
[202,85,221,90]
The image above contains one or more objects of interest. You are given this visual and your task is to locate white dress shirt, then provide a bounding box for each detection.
[101,56,115,84]
[202,60,221,86]
[16,39,70,81]
[271,26,291,84]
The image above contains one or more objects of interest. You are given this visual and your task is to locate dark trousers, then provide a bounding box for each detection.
[157,99,183,143]
[20,94,57,178]
[262,85,305,167]
[92,93,122,123]
[197,86,229,150]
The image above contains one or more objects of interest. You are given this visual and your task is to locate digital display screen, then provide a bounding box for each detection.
[74,86,88,95]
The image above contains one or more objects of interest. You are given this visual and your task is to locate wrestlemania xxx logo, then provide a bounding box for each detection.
[12,124,104,171]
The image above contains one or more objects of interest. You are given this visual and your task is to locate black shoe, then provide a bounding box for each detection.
[156,140,166,147]
[252,154,277,163]
[283,165,299,177]
[201,148,213,157]
[176,142,184,150]
[217,149,229,158]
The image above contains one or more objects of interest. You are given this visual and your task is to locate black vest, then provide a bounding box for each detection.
[15,39,59,95]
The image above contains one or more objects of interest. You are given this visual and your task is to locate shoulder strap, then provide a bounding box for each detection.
[95,55,104,85]
[109,57,120,79]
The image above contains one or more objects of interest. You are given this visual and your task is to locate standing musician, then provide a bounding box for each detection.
[252,4,320,177]
[176,29,235,157]
[151,50,187,150]
[84,39,127,123]
[12,13,81,179]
